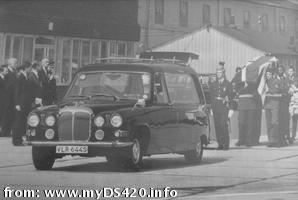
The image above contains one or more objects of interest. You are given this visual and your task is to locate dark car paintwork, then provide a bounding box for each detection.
[26,62,208,157]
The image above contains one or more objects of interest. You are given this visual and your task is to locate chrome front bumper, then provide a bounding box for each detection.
[25,141,133,148]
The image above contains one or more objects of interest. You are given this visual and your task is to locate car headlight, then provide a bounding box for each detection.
[110,114,123,128]
[27,113,40,127]
[45,115,56,126]
[94,115,105,127]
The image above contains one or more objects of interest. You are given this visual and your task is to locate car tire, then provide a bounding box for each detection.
[32,146,55,170]
[125,136,144,171]
[184,141,203,164]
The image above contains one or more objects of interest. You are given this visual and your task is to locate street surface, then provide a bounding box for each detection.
[0,136,298,200]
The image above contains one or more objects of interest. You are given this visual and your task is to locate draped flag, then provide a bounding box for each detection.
[241,55,278,103]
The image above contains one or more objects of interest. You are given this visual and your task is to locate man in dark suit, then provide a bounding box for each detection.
[12,62,31,145]
[45,61,57,105]
[1,58,18,137]
[0,65,8,135]
[209,63,234,150]
[38,58,50,105]
[28,62,43,108]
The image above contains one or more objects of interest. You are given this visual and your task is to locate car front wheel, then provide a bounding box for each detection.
[184,141,203,164]
[125,137,143,171]
[32,146,55,170]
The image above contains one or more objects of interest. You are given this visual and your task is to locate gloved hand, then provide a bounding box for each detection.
[228,109,234,119]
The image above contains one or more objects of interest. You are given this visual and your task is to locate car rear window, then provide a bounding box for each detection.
[164,73,200,104]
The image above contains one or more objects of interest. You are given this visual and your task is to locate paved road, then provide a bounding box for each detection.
[0,137,298,199]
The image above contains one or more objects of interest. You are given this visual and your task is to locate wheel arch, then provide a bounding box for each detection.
[132,124,151,155]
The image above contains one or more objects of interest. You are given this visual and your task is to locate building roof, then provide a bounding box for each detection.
[214,26,298,56]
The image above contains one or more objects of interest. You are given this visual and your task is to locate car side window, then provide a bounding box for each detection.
[165,72,200,104]
[153,73,169,103]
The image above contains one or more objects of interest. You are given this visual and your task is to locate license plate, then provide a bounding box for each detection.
[56,146,88,154]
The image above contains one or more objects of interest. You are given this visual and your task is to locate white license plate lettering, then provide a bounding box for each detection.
[56,146,88,154]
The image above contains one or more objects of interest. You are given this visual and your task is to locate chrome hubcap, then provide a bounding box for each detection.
[132,139,140,163]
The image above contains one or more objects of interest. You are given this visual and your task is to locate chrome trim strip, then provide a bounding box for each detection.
[26,141,133,148]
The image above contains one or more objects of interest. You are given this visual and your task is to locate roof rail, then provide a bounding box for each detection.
[94,57,190,66]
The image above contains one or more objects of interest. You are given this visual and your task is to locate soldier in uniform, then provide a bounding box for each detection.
[236,81,260,146]
[209,63,233,150]
[264,68,283,147]
[288,67,298,144]
[277,65,290,146]
[231,67,243,110]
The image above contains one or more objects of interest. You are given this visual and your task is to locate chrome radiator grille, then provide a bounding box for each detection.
[58,107,92,141]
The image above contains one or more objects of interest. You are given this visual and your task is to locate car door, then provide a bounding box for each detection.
[164,72,207,152]
[146,72,178,154]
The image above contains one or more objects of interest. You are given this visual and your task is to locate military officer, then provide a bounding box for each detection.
[277,65,290,146]
[231,67,243,110]
[236,81,261,146]
[264,68,283,147]
[209,63,233,150]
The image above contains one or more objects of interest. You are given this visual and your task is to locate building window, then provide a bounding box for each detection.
[72,39,81,77]
[81,40,91,67]
[4,35,23,64]
[12,36,22,62]
[155,0,164,25]
[61,39,71,84]
[279,16,285,33]
[91,41,100,63]
[127,42,134,57]
[110,41,117,57]
[203,4,211,24]
[179,0,188,27]
[23,37,33,62]
[223,8,232,27]
[101,41,108,59]
[296,18,298,39]
[261,14,269,31]
[243,10,250,28]
[4,35,12,60]
[118,42,126,57]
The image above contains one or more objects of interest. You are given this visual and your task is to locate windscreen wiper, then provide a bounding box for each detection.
[90,93,120,101]
[67,95,90,100]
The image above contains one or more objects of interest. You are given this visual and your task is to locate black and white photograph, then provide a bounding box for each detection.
[0,0,298,199]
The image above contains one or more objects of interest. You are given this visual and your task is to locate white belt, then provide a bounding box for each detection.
[239,94,254,98]
[265,94,282,97]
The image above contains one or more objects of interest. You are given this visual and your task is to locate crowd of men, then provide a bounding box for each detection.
[209,61,297,150]
[0,58,57,146]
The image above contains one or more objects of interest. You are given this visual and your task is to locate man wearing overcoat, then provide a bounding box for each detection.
[1,58,18,137]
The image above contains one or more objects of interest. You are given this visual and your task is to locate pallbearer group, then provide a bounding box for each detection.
[0,58,57,145]
[209,61,297,150]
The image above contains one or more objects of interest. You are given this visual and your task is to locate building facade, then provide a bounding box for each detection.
[152,26,298,79]
[138,0,298,68]
[0,0,140,86]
